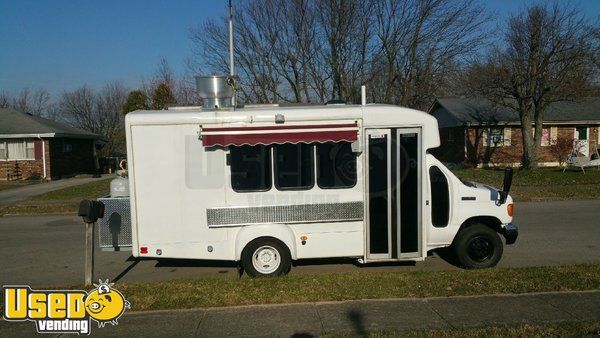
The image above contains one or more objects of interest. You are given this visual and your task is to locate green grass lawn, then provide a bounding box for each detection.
[58,264,599,312]
[451,167,600,201]
[0,178,112,216]
[29,177,112,201]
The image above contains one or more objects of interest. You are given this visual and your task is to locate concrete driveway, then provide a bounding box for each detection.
[0,200,598,287]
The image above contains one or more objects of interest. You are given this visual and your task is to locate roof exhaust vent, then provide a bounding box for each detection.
[195,75,236,110]
[194,1,238,111]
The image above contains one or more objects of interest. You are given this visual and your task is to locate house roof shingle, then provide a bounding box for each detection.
[0,108,102,139]
[430,97,600,128]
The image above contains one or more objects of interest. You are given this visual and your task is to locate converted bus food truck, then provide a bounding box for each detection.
[97,77,518,277]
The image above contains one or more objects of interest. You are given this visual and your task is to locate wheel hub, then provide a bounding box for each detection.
[252,245,281,274]
[467,236,493,262]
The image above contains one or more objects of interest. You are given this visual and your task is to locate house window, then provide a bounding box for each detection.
[538,127,558,146]
[486,127,504,147]
[541,128,550,146]
[274,143,314,190]
[62,140,73,153]
[488,128,503,145]
[230,145,271,192]
[316,142,357,189]
[1,140,35,160]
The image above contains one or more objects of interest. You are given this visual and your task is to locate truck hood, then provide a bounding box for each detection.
[461,179,501,202]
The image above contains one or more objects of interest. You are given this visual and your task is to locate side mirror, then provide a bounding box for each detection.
[498,168,514,205]
[78,200,105,223]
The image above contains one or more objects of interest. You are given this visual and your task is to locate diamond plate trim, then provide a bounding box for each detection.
[98,197,132,248]
[207,201,364,227]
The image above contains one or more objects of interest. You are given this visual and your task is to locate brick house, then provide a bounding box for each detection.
[0,108,104,180]
[428,98,600,167]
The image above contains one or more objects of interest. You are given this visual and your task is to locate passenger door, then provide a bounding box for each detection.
[365,128,422,260]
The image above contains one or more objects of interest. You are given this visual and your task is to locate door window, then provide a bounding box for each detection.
[576,127,588,140]
[429,166,449,227]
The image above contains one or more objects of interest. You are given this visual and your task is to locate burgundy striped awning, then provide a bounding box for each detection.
[201,123,358,147]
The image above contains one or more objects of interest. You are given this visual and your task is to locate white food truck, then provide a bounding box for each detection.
[96,76,518,277]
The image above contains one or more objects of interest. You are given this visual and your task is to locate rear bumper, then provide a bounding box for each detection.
[502,223,518,245]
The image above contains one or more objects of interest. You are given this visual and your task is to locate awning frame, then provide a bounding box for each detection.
[200,122,359,147]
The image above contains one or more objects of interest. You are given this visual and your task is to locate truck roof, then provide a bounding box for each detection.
[125,104,440,149]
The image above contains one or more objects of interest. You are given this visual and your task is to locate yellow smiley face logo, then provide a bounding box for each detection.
[84,287,127,325]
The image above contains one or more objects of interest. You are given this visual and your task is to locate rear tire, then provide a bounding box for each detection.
[242,237,291,277]
[453,223,503,269]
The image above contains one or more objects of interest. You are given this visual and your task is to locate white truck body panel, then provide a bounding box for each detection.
[124,104,513,262]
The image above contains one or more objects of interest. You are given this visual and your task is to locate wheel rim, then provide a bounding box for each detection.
[466,236,494,263]
[252,245,281,274]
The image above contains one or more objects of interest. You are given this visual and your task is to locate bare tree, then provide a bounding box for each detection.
[10,87,51,116]
[0,91,10,108]
[59,82,128,156]
[97,82,128,154]
[189,1,287,103]
[189,0,489,107]
[371,0,490,110]
[153,57,176,90]
[59,86,97,132]
[174,75,199,106]
[467,3,598,169]
[313,0,373,103]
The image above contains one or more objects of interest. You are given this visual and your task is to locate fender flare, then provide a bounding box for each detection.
[234,224,297,260]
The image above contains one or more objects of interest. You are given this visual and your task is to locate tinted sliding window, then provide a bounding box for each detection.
[317,142,357,188]
[230,145,271,192]
[429,166,450,227]
[274,143,314,190]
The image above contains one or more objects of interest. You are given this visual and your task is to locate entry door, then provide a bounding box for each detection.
[366,128,421,259]
[575,127,589,157]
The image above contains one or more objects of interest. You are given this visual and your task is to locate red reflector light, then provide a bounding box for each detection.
[140,247,148,254]
[507,204,514,217]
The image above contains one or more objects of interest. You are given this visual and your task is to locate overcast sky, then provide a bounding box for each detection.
[0,0,598,97]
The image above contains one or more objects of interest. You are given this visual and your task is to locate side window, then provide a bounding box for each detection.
[429,166,450,228]
[230,145,271,192]
[274,143,314,190]
[316,142,357,189]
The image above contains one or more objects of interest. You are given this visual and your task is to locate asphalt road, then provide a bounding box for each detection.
[0,200,598,287]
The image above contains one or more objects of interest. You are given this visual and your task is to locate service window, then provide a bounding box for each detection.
[316,142,357,189]
[429,166,450,228]
[230,145,271,192]
[274,143,314,190]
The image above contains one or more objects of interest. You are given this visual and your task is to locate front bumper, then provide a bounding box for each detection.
[502,223,518,245]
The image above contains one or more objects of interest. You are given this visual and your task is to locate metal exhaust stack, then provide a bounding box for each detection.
[194,0,237,110]
[196,76,235,109]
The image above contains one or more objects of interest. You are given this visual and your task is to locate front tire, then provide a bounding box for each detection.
[241,237,291,277]
[453,223,503,269]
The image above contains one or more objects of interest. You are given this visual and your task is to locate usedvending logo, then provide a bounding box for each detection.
[3,280,130,334]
